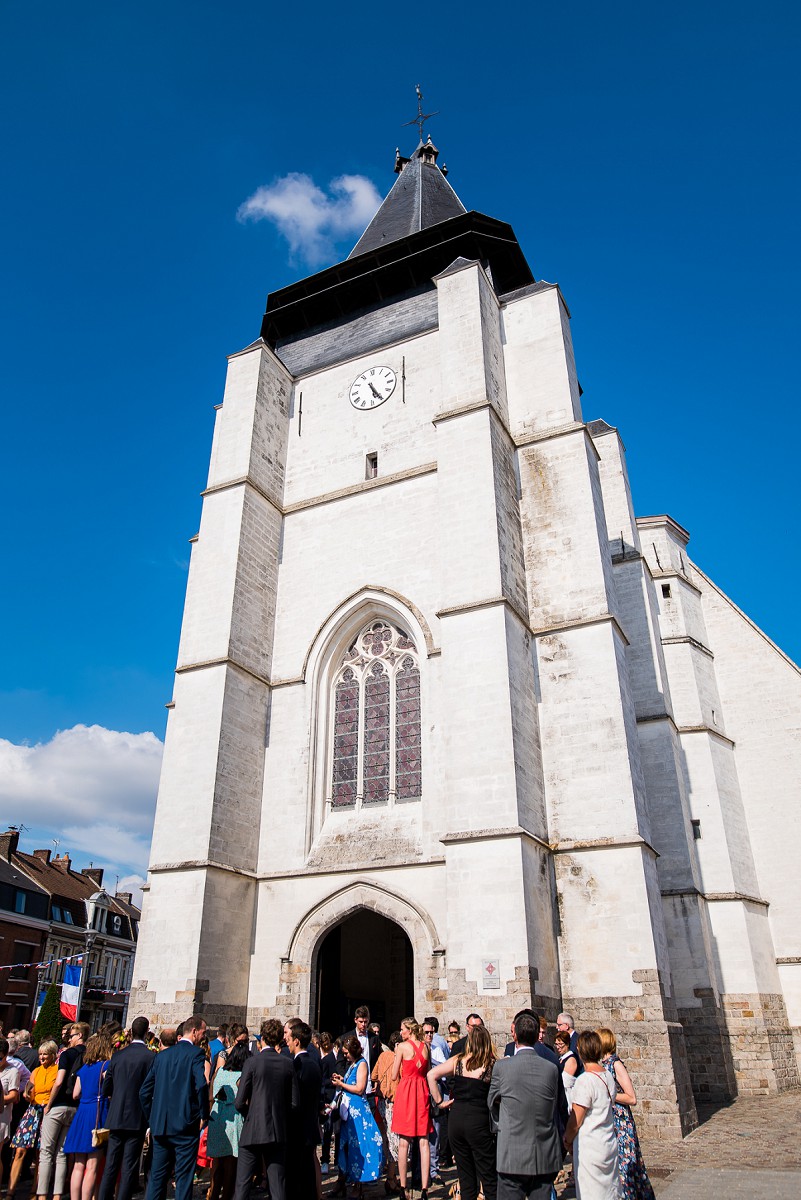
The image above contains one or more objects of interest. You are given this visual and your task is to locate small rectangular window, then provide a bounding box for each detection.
[10,943,33,980]
[52,905,62,921]
[365,452,378,480]
[15,891,26,913]
[661,583,672,599]
[691,819,702,840]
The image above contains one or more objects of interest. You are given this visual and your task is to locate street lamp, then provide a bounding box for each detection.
[75,891,105,1024]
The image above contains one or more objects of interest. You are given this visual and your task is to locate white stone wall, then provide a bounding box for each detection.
[695,566,801,1029]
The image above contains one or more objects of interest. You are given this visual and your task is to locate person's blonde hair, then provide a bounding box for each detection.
[83,1032,110,1066]
[38,1039,58,1061]
[596,1027,617,1057]
[463,1025,495,1074]
[401,1017,424,1040]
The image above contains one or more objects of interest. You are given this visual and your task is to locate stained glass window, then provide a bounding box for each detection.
[363,662,390,805]
[331,668,359,808]
[328,620,422,809]
[395,657,421,799]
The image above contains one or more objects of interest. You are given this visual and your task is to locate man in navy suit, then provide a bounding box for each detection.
[285,1021,321,1200]
[99,1016,156,1200]
[140,1015,209,1200]
[233,1018,298,1200]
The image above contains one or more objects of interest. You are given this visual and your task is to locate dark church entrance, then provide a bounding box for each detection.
[314,909,414,1038]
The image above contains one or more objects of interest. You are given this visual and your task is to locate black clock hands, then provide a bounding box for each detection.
[368,382,382,399]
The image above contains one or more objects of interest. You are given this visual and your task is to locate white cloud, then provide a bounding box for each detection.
[237,172,382,266]
[0,724,162,884]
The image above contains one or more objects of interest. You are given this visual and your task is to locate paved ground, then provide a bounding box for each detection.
[321,1090,801,1198]
[639,1091,801,1198]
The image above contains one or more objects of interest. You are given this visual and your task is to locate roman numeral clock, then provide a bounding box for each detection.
[349,365,397,409]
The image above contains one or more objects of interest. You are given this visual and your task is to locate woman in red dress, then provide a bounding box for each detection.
[391,1017,432,1199]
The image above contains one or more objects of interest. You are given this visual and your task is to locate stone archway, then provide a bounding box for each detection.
[277,880,444,1025]
[315,909,413,1035]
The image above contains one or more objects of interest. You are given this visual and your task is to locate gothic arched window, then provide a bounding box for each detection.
[330,620,422,810]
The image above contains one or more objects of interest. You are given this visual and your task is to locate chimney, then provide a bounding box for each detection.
[115,892,132,906]
[53,853,72,872]
[0,829,20,862]
[84,868,104,886]
[33,849,51,863]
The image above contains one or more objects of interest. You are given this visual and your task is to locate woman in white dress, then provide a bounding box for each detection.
[563,1031,620,1200]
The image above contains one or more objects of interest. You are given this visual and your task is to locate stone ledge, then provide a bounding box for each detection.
[554,834,658,857]
[676,723,735,748]
[662,887,768,907]
[284,461,437,514]
[201,461,438,517]
[174,656,271,687]
[436,594,530,630]
[661,634,714,660]
[531,611,630,646]
[440,826,551,851]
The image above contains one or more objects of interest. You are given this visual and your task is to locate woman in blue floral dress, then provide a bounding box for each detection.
[332,1035,383,1198]
[597,1029,655,1200]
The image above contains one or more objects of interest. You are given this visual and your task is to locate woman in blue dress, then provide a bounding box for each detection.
[597,1028,655,1200]
[331,1035,383,1198]
[207,1039,250,1200]
[63,1033,110,1200]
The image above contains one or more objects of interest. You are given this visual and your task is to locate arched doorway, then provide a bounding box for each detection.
[314,909,413,1037]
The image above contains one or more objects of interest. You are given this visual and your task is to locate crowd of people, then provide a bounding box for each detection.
[0,1005,656,1200]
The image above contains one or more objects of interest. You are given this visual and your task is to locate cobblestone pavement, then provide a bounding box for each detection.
[321,1090,801,1198]
[639,1091,801,1197]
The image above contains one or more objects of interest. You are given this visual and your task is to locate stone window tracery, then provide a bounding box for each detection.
[330,620,422,810]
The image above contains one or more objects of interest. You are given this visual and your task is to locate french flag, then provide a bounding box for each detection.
[60,960,82,1020]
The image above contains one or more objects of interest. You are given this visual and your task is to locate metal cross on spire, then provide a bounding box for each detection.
[402,84,439,144]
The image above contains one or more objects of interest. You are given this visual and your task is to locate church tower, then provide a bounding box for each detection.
[131,128,801,1138]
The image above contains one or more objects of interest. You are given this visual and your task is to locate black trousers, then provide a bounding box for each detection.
[497,1172,558,1200]
[285,1143,316,1200]
[98,1129,147,1200]
[448,1103,498,1200]
[233,1143,286,1200]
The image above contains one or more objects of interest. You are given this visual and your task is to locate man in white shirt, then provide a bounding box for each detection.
[423,1021,448,1182]
[0,1037,22,1191]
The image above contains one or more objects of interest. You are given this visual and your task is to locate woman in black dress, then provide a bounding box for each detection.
[427,1025,497,1200]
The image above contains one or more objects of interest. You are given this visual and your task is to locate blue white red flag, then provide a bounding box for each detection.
[60,960,82,1020]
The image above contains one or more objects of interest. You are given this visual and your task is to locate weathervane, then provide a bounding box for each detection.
[402,84,439,144]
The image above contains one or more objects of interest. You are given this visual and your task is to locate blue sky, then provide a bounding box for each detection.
[1,2,798,888]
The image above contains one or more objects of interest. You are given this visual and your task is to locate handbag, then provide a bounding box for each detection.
[91,1062,109,1149]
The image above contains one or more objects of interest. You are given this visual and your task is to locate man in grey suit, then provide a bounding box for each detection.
[488,1012,563,1200]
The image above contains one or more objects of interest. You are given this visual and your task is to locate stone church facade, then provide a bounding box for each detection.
[130,137,801,1137]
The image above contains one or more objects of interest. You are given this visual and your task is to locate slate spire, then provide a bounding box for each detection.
[348,136,466,259]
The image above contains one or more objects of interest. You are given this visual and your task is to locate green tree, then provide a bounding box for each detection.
[33,982,64,1046]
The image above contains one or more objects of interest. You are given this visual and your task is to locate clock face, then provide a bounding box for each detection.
[349,365,397,410]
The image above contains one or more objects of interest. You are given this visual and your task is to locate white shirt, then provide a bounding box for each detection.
[356,1033,373,1092]
[7,1055,31,1092]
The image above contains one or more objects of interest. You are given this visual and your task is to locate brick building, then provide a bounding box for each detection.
[0,837,49,1030]
[1,830,140,1029]
[130,135,801,1138]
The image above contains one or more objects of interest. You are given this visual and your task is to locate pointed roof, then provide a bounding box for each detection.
[349,137,466,259]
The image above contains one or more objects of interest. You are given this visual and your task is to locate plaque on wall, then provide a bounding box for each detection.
[482,959,500,989]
